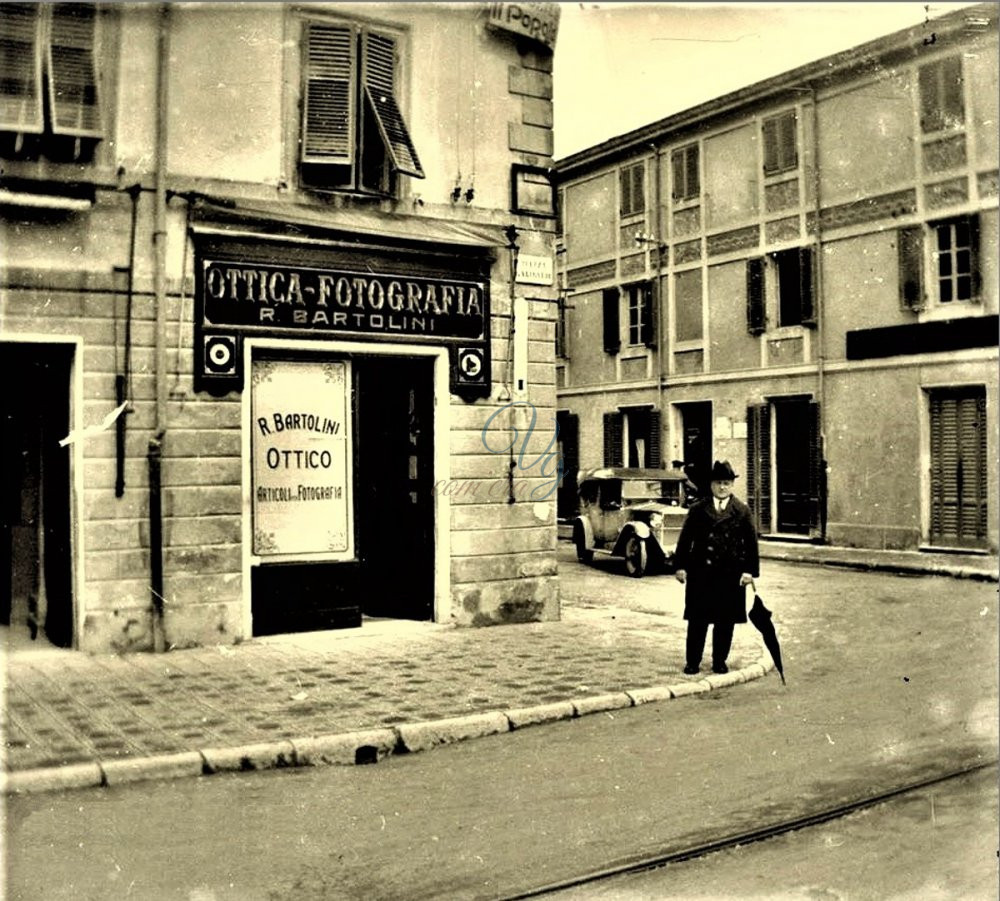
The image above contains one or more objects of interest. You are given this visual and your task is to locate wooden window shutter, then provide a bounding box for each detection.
[0,3,44,133]
[799,246,816,327]
[941,56,964,126]
[363,31,424,178]
[620,168,631,215]
[918,61,940,132]
[746,258,765,335]
[47,2,102,138]
[641,281,657,348]
[762,117,780,174]
[968,213,982,302]
[602,287,621,355]
[781,112,797,169]
[302,22,356,165]
[603,412,624,467]
[898,226,925,311]
[632,164,645,214]
[671,149,684,200]
[686,145,699,198]
[647,410,662,468]
[746,404,771,533]
[807,401,824,537]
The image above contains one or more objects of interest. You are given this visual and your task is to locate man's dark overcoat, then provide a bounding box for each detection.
[673,495,760,624]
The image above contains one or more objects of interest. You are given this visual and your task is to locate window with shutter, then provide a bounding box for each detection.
[602,287,621,355]
[919,56,964,133]
[620,163,644,216]
[300,18,423,194]
[641,281,657,348]
[807,401,824,537]
[932,214,980,304]
[762,111,797,175]
[898,226,925,311]
[0,2,103,161]
[671,144,699,202]
[773,247,813,327]
[746,258,766,335]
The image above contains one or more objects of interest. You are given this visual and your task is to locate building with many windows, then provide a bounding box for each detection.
[2,2,562,652]
[554,4,997,555]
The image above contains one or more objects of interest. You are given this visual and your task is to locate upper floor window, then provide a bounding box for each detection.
[625,281,655,347]
[0,2,103,163]
[762,111,797,176]
[619,162,644,217]
[671,143,699,202]
[898,215,980,310]
[300,19,424,195]
[919,56,964,133]
[746,247,815,333]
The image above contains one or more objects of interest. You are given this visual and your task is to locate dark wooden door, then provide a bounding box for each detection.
[681,402,712,495]
[930,387,988,548]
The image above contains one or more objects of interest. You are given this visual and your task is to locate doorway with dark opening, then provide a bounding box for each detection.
[250,353,435,635]
[1,343,75,649]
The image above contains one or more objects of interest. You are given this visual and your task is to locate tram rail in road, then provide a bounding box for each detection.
[501,761,998,900]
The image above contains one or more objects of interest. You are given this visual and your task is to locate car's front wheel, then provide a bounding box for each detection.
[624,535,648,577]
[574,521,594,563]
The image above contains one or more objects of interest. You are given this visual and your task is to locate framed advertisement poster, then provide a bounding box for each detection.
[250,358,354,559]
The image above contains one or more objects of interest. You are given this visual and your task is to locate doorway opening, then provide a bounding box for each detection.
[1,343,75,649]
[677,401,712,498]
[250,353,435,635]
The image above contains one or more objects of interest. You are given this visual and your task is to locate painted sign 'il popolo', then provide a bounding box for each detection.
[201,259,488,341]
[251,359,354,558]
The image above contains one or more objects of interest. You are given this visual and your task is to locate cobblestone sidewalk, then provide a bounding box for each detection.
[3,604,759,774]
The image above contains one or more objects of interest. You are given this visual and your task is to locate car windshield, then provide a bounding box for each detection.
[621,479,680,501]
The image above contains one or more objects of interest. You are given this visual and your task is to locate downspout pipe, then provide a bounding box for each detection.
[810,83,828,542]
[650,143,664,462]
[149,2,171,652]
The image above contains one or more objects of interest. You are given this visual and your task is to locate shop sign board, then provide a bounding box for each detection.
[250,359,353,559]
[485,2,559,50]
[200,259,488,341]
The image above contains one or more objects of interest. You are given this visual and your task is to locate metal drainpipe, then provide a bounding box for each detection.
[149,2,171,652]
[650,143,664,460]
[810,84,828,542]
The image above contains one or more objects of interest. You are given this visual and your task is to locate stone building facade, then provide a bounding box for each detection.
[555,5,998,556]
[1,2,561,652]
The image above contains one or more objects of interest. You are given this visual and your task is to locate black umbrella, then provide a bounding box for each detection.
[748,593,786,685]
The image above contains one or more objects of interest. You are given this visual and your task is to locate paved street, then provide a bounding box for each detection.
[5,550,997,899]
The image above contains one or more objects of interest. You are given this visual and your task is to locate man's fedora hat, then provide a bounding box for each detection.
[710,460,738,481]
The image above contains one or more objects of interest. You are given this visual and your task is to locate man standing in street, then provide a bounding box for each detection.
[673,460,759,675]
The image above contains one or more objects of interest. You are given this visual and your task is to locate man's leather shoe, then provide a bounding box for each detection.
[712,663,729,674]
[683,665,700,675]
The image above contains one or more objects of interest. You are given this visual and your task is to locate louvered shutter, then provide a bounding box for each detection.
[0,3,44,133]
[799,246,816,327]
[898,226,925,311]
[807,401,823,537]
[641,281,657,348]
[364,31,424,178]
[780,112,797,169]
[763,117,780,174]
[48,3,102,137]
[747,404,772,533]
[671,149,684,201]
[302,22,356,165]
[632,164,645,214]
[746,258,766,335]
[602,287,621,355]
[556,413,579,519]
[603,412,623,467]
[941,56,964,127]
[647,410,662,468]
[685,145,699,199]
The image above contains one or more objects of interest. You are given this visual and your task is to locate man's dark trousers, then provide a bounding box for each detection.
[686,619,734,670]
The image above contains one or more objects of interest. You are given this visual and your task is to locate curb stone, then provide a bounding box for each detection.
[3,656,773,794]
[100,751,204,786]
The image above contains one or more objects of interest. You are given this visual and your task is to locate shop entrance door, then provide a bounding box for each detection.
[680,402,712,496]
[1,344,74,648]
[355,356,435,620]
[774,398,812,535]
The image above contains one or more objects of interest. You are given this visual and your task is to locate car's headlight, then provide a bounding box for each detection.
[650,513,663,528]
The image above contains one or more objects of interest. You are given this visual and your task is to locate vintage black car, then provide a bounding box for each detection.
[572,467,689,577]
